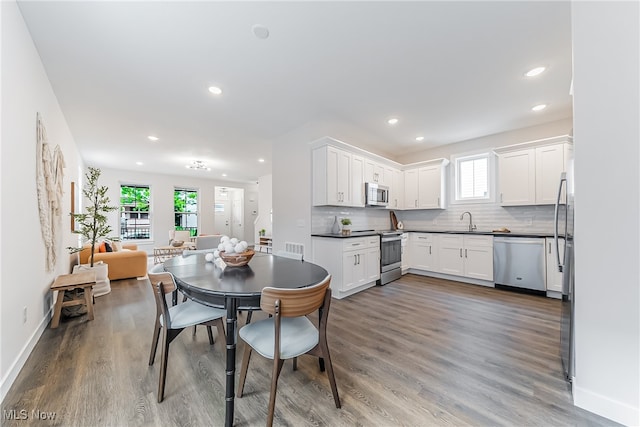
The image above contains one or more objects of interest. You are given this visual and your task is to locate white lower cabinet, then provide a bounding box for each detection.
[409,233,494,283]
[545,237,564,293]
[311,236,380,299]
[409,233,438,271]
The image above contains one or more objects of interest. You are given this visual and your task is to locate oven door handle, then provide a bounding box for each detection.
[381,237,401,243]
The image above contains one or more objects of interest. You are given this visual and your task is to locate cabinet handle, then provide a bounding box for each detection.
[415,199,418,207]
[437,197,440,206]
[460,248,463,258]
[465,249,468,258]
[500,193,503,203]
[354,255,358,266]
[548,242,551,254]
[429,245,432,255]
[358,254,361,264]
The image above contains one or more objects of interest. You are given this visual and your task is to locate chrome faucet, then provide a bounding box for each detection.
[460,211,477,232]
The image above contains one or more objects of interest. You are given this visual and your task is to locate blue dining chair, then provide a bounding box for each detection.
[147,264,227,402]
[236,275,340,426]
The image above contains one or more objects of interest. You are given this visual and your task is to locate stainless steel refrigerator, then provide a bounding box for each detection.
[555,162,575,387]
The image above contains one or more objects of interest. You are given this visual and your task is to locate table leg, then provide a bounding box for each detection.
[84,286,95,321]
[51,289,66,328]
[225,298,238,427]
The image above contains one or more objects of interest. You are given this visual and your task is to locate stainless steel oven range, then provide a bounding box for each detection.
[378,230,402,285]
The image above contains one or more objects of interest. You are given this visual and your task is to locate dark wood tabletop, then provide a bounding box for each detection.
[162,252,329,427]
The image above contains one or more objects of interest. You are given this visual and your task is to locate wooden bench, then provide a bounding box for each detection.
[50,270,97,328]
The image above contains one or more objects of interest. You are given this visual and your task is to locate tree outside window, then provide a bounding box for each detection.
[120,185,151,240]
[174,188,198,236]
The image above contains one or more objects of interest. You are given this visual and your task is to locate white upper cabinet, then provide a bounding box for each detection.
[364,159,386,184]
[403,159,448,210]
[389,167,404,209]
[313,145,363,207]
[498,149,536,205]
[496,136,573,206]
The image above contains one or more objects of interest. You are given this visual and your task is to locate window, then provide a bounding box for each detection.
[174,188,198,236]
[120,185,151,240]
[454,153,491,202]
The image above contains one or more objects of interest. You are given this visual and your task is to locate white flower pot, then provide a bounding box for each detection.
[73,262,111,297]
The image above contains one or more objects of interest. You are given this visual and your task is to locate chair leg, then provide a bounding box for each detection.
[237,345,253,397]
[206,326,214,345]
[318,357,325,372]
[245,310,253,325]
[292,357,297,371]
[320,342,341,409]
[266,359,285,427]
[193,325,197,337]
[158,328,170,403]
[149,320,161,366]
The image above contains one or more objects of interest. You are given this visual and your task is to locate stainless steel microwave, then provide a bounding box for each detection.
[365,182,389,207]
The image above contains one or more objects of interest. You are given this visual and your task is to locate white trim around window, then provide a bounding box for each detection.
[450,151,496,205]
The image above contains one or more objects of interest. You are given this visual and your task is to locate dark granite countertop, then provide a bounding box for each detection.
[312,230,556,238]
[402,229,556,238]
[311,230,381,239]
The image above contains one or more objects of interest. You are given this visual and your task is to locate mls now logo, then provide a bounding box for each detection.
[3,409,28,420]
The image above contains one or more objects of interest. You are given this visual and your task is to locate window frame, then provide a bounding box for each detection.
[174,187,199,237]
[119,183,152,241]
[450,151,496,205]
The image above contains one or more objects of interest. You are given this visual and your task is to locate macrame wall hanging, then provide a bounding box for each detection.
[36,113,66,272]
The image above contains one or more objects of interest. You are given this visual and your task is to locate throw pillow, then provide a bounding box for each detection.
[105,241,113,252]
[113,241,123,252]
[98,242,107,253]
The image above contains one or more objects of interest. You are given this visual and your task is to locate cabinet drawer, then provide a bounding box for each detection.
[342,236,378,251]
[410,232,434,243]
[463,235,493,248]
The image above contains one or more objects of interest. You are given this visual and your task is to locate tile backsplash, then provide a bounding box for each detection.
[312,204,559,234]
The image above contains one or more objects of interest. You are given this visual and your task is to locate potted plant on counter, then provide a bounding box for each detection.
[341,218,352,236]
[67,167,118,296]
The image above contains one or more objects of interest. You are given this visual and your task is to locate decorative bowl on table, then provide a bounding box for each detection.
[219,249,255,267]
[171,240,185,247]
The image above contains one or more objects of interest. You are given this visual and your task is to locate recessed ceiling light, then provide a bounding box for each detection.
[186,160,211,171]
[252,24,270,40]
[525,66,546,77]
[532,104,547,112]
[136,161,143,166]
[415,136,425,142]
[148,136,159,141]
[208,86,223,95]
[222,173,227,177]
[387,118,399,125]
[258,158,265,163]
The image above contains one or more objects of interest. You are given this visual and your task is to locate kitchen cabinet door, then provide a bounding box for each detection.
[536,144,565,205]
[363,245,381,283]
[417,165,443,209]
[498,149,535,206]
[312,145,358,207]
[404,169,419,209]
[409,233,437,271]
[364,159,385,184]
[390,167,404,209]
[463,235,494,280]
[545,237,564,292]
[438,235,464,276]
[352,154,365,207]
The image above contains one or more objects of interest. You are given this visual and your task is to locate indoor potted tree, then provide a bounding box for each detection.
[341,218,352,236]
[68,167,118,296]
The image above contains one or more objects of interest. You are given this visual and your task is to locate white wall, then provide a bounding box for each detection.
[395,118,573,164]
[1,1,83,402]
[572,2,639,425]
[98,168,257,251]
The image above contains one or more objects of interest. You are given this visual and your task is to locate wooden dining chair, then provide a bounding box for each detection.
[237,275,340,426]
[148,266,227,402]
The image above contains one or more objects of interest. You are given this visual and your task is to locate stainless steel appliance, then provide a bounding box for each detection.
[555,167,575,386]
[493,237,546,291]
[378,230,402,285]
[365,182,389,207]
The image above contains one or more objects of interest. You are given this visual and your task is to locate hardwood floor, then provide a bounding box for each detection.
[2,273,619,426]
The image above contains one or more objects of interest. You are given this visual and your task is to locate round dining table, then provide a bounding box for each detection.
[162,252,329,427]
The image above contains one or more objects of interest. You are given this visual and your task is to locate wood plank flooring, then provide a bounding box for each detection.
[2,273,619,426]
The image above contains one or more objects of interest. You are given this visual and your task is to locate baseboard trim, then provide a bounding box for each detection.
[0,307,52,404]
[573,381,640,426]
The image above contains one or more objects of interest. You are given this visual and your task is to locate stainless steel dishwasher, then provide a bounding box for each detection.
[493,237,546,291]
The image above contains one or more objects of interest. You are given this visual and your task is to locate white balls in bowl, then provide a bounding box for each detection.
[205,252,214,262]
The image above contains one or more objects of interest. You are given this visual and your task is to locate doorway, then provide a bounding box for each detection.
[215,186,245,241]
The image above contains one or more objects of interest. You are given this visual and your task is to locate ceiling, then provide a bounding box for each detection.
[17,1,573,184]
